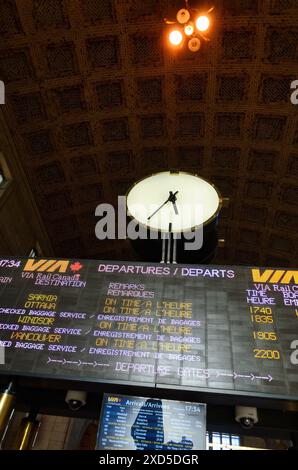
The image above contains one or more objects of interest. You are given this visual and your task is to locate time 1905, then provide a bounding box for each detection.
[253,331,277,341]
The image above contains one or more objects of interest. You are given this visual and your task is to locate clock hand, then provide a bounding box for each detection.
[172,201,179,215]
[168,191,178,203]
[147,199,169,220]
[147,191,178,220]
[168,191,179,215]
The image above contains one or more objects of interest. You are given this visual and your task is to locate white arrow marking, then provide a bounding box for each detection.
[47,357,111,368]
[217,372,233,377]
[255,375,273,381]
[47,357,63,364]
[213,370,273,383]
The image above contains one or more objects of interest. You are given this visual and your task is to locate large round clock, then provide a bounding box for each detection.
[126,171,222,264]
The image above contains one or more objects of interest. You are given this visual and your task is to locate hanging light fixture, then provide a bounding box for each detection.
[195,15,210,32]
[188,37,201,52]
[164,2,214,53]
[169,29,183,46]
[176,8,190,24]
[184,22,194,36]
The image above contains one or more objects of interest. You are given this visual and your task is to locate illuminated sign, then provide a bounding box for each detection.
[23,259,84,273]
[0,257,297,403]
[97,394,206,450]
[251,269,298,284]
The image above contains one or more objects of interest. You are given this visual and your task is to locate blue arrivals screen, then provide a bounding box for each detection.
[96,394,206,450]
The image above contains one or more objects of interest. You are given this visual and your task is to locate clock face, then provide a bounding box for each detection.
[126,171,222,233]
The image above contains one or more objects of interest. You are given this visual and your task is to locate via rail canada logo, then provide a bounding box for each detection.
[251,268,298,284]
[23,259,84,274]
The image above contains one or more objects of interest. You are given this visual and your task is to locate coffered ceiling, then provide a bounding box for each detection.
[0,0,297,266]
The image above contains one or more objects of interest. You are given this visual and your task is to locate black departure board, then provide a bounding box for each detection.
[96,394,206,450]
[0,257,297,402]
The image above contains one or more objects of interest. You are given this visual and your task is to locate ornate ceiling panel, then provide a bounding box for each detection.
[0,0,297,266]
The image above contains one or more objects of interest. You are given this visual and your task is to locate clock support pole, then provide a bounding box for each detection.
[161,234,166,263]
[161,224,177,264]
[172,234,177,264]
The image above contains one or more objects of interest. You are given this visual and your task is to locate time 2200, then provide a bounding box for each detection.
[253,349,280,360]
[0,259,21,268]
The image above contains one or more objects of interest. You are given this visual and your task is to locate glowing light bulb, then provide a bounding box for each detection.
[184,22,194,36]
[169,30,183,46]
[177,8,190,24]
[196,15,210,32]
[188,37,201,52]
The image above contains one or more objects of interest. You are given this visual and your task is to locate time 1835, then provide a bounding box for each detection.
[250,307,274,324]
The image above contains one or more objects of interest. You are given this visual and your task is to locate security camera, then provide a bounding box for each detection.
[65,390,87,411]
[235,406,258,429]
